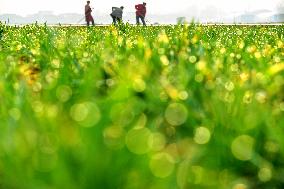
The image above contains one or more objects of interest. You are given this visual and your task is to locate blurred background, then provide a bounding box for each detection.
[0,0,284,24]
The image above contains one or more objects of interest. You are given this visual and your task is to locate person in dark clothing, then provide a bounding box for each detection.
[135,2,147,26]
[110,6,124,25]
[85,1,95,26]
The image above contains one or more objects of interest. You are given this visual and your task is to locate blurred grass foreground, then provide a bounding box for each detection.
[0,22,284,189]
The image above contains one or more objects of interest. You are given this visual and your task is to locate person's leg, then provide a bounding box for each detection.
[136,15,140,25]
[118,18,122,24]
[141,16,146,26]
[91,17,95,26]
[87,20,90,26]
[111,15,116,25]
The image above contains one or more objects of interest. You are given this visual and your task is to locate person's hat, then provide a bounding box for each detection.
[120,6,124,9]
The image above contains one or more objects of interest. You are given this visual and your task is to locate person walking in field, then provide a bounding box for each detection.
[135,2,147,26]
[85,1,95,26]
[110,6,124,25]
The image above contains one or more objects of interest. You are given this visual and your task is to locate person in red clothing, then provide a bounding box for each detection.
[85,1,95,26]
[135,2,147,26]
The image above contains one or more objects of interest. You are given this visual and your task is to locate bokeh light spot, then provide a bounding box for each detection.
[125,127,152,154]
[225,81,235,91]
[56,85,72,102]
[9,108,21,120]
[231,135,254,161]
[178,91,188,100]
[165,103,188,126]
[70,102,101,127]
[149,152,175,178]
[160,55,170,66]
[233,183,248,189]
[103,126,125,150]
[148,132,166,151]
[194,127,211,145]
[258,167,272,182]
[133,78,146,92]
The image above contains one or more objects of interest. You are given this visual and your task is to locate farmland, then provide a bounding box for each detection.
[0,23,284,189]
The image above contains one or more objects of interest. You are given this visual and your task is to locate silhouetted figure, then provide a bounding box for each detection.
[110,6,124,25]
[135,2,147,26]
[85,1,94,26]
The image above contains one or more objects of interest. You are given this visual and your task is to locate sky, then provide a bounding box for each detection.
[0,0,282,16]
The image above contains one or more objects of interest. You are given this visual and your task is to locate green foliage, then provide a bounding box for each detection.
[0,24,284,189]
[0,22,5,43]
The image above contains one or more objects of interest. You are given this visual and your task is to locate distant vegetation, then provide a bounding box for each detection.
[1,10,284,25]
[0,23,284,189]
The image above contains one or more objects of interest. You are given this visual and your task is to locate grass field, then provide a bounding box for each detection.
[0,23,284,189]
